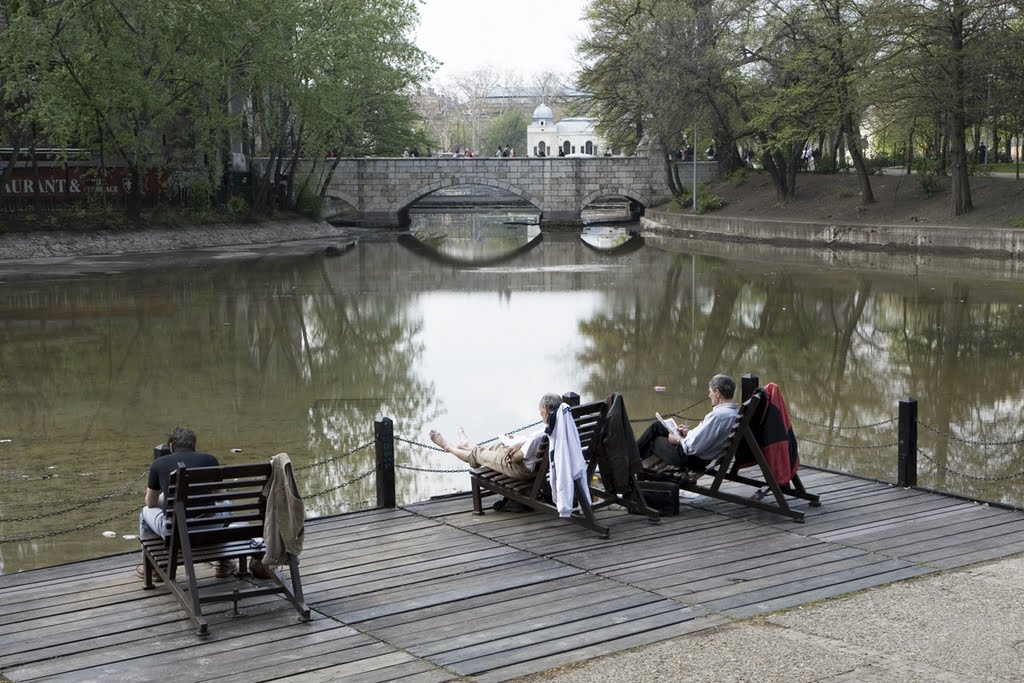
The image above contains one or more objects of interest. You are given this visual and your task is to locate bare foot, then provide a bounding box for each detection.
[429,430,450,452]
[457,427,472,449]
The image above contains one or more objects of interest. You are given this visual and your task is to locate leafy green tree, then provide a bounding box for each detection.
[0,0,432,220]
[577,0,655,155]
[481,110,527,156]
[872,0,1021,215]
[0,3,52,207]
[248,0,432,212]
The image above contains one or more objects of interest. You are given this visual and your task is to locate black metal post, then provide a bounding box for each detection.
[561,391,580,407]
[898,398,918,488]
[741,373,760,402]
[374,417,396,508]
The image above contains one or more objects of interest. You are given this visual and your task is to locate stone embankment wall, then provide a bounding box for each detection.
[0,220,356,260]
[642,209,1024,259]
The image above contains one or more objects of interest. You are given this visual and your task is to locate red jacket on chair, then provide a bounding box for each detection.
[747,383,800,485]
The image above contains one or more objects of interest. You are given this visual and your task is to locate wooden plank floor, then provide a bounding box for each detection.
[3,468,1024,682]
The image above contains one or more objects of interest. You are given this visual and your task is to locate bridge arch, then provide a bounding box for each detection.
[580,187,653,213]
[394,177,543,216]
[324,189,360,213]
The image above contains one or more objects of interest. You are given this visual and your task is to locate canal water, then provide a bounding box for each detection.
[2,209,1023,574]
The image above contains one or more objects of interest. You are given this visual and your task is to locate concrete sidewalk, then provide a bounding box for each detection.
[514,553,1024,683]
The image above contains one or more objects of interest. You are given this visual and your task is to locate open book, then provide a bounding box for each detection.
[498,434,518,447]
[656,412,684,434]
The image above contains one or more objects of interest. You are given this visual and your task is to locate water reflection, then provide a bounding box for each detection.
[580,226,643,254]
[2,211,1023,574]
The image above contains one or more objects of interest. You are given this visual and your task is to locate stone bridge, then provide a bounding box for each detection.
[302,157,717,227]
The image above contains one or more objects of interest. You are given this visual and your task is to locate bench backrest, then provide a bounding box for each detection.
[715,392,761,468]
[569,400,609,462]
[166,462,272,548]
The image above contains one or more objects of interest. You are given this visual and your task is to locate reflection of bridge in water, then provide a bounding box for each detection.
[323,230,664,296]
[397,228,644,269]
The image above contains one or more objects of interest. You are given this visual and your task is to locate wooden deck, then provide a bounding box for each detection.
[4,468,1024,682]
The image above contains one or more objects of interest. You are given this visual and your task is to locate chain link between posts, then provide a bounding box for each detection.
[917,446,1024,482]
[918,420,1024,447]
[0,506,139,544]
[0,471,148,523]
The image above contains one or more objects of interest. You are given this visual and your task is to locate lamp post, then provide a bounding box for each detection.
[692,123,698,213]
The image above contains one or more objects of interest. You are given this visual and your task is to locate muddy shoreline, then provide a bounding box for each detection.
[0,219,370,260]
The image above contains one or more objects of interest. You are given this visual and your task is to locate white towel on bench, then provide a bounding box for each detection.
[550,403,592,518]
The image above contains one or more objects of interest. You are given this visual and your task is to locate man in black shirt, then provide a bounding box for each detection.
[136,426,232,579]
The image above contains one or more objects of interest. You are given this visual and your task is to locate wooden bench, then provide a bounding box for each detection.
[470,397,659,537]
[140,461,310,636]
[572,396,660,521]
[640,389,820,522]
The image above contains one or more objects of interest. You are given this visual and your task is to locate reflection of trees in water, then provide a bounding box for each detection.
[0,253,443,553]
[894,285,1024,503]
[574,259,1024,504]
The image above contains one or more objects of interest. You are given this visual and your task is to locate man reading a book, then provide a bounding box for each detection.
[429,393,562,480]
[637,374,739,475]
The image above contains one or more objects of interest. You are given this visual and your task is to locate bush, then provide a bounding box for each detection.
[227,195,250,220]
[672,183,726,214]
[1010,214,1024,229]
[864,156,889,176]
[695,189,726,214]
[726,167,748,185]
[914,158,942,198]
[294,185,324,221]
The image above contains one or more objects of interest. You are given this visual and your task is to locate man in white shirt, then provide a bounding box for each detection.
[638,374,739,473]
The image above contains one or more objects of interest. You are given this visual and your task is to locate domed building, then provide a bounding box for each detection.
[526,103,609,157]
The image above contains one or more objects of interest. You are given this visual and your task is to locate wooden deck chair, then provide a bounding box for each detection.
[573,396,659,521]
[640,391,820,522]
[469,399,611,537]
[140,462,311,635]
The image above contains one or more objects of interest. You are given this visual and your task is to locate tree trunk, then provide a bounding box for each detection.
[664,156,684,198]
[784,148,799,200]
[949,120,973,215]
[844,113,875,203]
[762,151,788,202]
[828,134,841,173]
[317,155,343,200]
[906,125,914,173]
[761,143,801,203]
[948,0,972,216]
[708,126,743,178]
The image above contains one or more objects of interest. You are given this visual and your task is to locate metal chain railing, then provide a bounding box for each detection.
[395,435,443,452]
[790,413,898,430]
[628,398,706,424]
[0,471,148,523]
[798,435,899,450]
[397,463,471,474]
[918,420,1024,448]
[917,446,1024,482]
[303,467,376,500]
[0,505,139,544]
[294,441,374,471]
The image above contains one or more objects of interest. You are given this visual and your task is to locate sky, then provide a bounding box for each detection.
[413,0,592,82]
